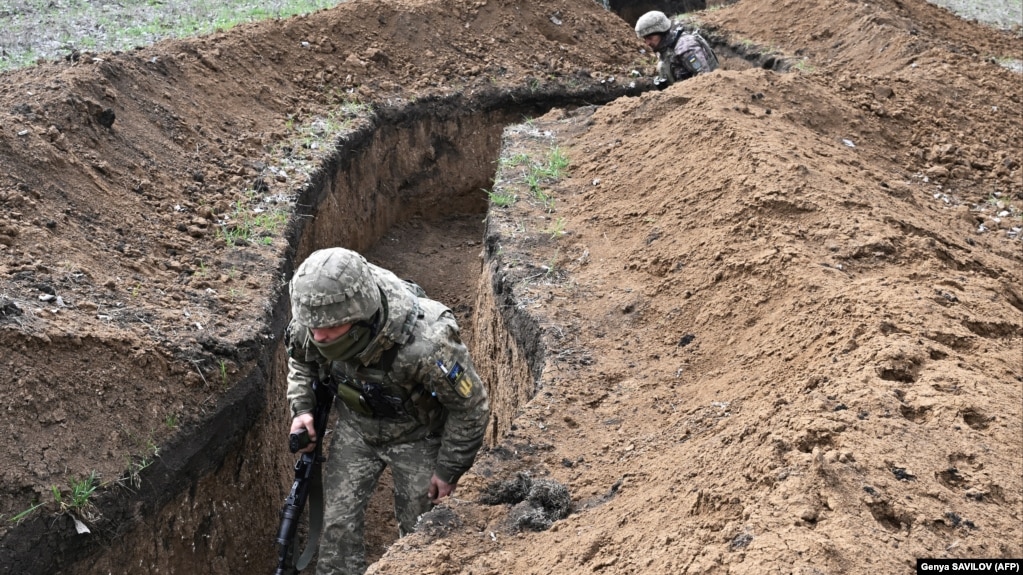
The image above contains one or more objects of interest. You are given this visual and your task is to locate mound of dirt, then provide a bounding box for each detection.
[368,1,1022,574]
[0,0,1020,573]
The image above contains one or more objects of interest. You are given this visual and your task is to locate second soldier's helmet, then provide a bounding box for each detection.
[635,11,671,39]
[290,248,381,328]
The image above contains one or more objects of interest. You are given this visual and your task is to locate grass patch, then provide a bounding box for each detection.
[54,472,100,515]
[120,439,160,491]
[524,146,568,212]
[494,143,571,214]
[794,58,815,73]
[1,0,345,72]
[486,189,517,207]
[6,431,164,524]
[272,93,373,179]
[540,146,570,178]
[499,153,532,169]
[218,199,288,246]
[7,469,105,525]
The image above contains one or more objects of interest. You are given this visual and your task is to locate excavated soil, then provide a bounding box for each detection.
[0,0,1020,573]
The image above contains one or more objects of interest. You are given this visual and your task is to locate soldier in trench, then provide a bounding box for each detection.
[286,247,491,575]
[635,10,719,89]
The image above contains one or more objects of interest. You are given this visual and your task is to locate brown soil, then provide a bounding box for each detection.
[0,0,1020,573]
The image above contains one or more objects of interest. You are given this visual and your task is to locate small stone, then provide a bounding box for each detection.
[873,86,894,100]
[799,506,819,522]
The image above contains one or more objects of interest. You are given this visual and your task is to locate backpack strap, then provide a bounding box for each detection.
[394,296,420,346]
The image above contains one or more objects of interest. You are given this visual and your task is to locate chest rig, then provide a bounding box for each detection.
[331,345,406,419]
[327,292,443,428]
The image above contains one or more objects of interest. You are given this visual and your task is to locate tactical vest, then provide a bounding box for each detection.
[327,280,445,431]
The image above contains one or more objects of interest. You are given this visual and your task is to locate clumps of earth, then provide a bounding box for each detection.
[0,297,22,318]
[479,472,572,531]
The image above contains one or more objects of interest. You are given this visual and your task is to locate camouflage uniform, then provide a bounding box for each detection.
[635,11,718,86]
[286,248,490,575]
[655,27,719,84]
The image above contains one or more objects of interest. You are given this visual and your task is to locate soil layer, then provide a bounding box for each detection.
[0,0,1020,573]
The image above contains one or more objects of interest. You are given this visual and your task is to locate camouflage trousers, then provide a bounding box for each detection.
[315,418,441,575]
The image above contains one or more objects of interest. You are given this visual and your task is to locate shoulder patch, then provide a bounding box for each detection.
[436,360,473,398]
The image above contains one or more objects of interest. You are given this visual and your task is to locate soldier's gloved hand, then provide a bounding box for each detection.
[290,413,316,454]
[428,473,455,503]
[653,77,669,91]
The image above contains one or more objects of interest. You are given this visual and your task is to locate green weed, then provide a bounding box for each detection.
[486,189,517,207]
[525,169,544,197]
[5,472,99,527]
[51,471,100,516]
[68,473,99,510]
[524,146,568,212]
[546,217,567,239]
[219,204,287,246]
[545,252,562,278]
[544,147,570,177]
[794,59,815,73]
[122,451,155,491]
[112,432,161,491]
[7,501,44,524]
[328,89,372,117]
[538,191,556,212]
[499,153,532,169]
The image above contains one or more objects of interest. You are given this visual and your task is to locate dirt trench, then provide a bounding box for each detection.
[0,87,632,574]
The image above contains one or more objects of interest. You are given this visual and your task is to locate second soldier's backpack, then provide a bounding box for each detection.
[659,28,720,84]
[674,32,719,77]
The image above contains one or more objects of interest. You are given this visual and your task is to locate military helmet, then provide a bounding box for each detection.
[290,248,381,328]
[635,11,671,39]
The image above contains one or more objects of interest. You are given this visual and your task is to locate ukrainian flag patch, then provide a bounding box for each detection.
[438,360,473,398]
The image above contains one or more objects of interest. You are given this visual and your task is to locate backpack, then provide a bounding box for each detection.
[659,29,719,83]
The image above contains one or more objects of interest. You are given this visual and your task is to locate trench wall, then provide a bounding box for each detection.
[19,85,631,574]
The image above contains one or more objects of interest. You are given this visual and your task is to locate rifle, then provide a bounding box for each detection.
[274,378,334,575]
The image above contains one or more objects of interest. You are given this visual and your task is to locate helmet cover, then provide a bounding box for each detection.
[635,11,671,39]
[290,248,381,328]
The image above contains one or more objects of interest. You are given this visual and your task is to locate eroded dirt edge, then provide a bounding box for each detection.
[0,85,633,575]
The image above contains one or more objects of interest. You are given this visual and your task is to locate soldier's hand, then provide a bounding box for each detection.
[290,413,316,454]
[428,474,455,503]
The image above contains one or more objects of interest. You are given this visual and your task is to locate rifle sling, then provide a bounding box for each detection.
[295,458,324,571]
[293,334,410,570]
